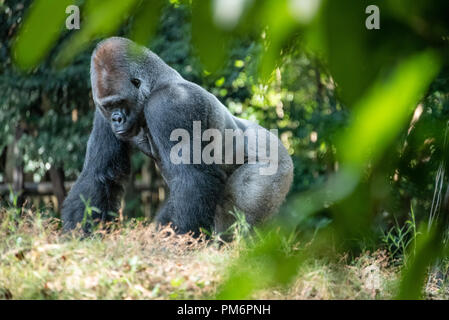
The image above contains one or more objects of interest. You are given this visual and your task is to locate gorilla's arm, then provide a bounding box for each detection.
[147,84,226,234]
[156,165,224,234]
[61,109,131,231]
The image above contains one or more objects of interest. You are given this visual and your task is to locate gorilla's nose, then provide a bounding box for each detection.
[111,111,124,124]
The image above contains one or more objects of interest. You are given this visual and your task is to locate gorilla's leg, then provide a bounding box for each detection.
[214,157,293,234]
[156,166,225,235]
[61,109,131,232]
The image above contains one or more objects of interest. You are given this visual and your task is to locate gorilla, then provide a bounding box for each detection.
[62,37,293,235]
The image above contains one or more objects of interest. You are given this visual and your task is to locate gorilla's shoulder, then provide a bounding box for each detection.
[147,81,214,112]
[144,81,215,129]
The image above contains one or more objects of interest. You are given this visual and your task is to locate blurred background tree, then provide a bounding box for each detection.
[1,0,449,299]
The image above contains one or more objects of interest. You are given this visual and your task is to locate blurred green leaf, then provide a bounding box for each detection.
[258,0,313,80]
[216,230,304,299]
[339,50,441,167]
[129,0,165,45]
[12,0,74,70]
[396,224,443,299]
[55,0,139,67]
[191,0,229,72]
[287,51,440,231]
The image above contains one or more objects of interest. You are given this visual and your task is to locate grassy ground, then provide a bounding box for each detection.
[0,207,448,300]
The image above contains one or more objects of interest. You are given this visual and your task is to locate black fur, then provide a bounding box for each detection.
[61,37,293,235]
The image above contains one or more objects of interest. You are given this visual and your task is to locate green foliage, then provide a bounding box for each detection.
[12,0,73,69]
[216,228,304,299]
[0,0,93,181]
[382,206,419,262]
[227,208,252,241]
[79,194,100,231]
[396,223,443,299]
[55,0,140,67]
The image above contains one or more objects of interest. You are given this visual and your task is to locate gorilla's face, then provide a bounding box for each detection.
[90,37,150,140]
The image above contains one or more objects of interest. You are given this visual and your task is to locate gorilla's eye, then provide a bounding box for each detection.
[131,78,141,89]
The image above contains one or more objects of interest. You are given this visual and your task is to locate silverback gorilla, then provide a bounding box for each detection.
[62,37,293,235]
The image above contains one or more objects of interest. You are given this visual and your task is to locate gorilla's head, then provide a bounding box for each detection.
[91,37,151,139]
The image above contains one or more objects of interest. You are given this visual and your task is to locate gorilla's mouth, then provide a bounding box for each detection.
[116,129,133,138]
[116,129,128,136]
[115,125,138,139]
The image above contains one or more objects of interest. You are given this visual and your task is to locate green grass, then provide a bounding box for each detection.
[0,207,448,300]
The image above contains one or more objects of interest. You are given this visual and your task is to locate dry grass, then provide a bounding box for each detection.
[0,207,448,300]
[0,208,230,299]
